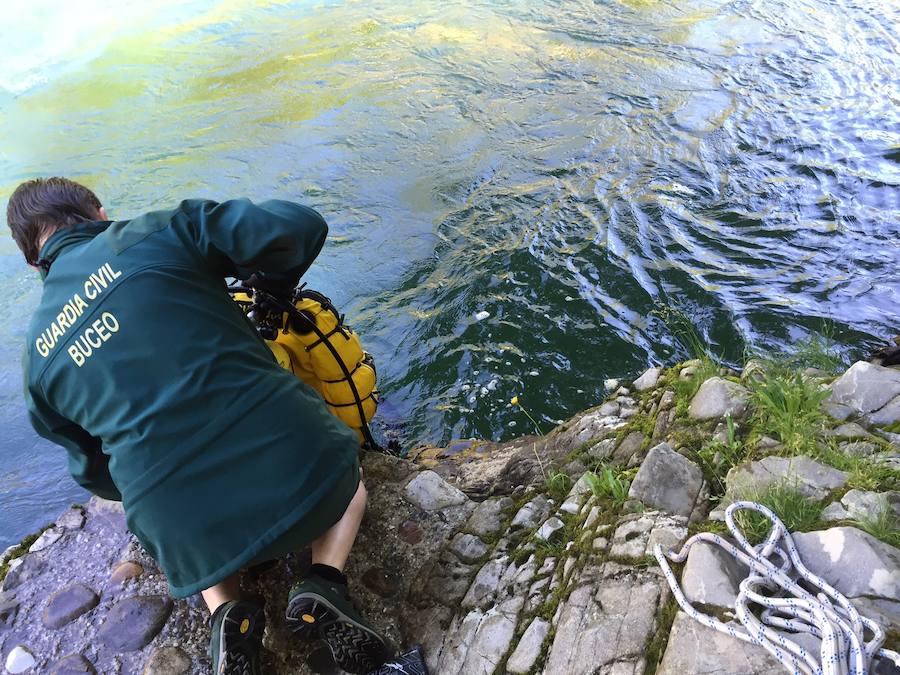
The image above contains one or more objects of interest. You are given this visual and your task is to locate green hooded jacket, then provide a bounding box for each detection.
[22,198,359,597]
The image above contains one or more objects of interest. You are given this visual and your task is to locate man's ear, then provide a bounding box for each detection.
[98,206,109,220]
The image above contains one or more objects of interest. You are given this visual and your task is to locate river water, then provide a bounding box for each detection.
[1,0,898,547]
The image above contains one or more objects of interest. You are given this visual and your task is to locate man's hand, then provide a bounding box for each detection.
[245,272,295,299]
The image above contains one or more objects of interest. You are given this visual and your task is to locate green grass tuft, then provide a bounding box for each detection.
[813,442,899,493]
[731,483,824,544]
[584,467,631,506]
[545,471,573,503]
[854,504,900,548]
[748,364,830,455]
[790,324,846,374]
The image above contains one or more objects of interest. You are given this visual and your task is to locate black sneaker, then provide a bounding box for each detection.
[209,599,265,675]
[286,575,390,673]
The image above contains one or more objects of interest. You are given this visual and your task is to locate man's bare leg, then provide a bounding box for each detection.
[201,573,242,614]
[200,474,365,614]
[310,479,367,571]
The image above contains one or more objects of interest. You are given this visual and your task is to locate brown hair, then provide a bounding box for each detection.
[6,177,102,265]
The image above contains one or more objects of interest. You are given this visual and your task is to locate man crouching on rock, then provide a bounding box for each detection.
[7,177,391,674]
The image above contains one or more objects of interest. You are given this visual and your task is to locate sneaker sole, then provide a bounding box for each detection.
[216,602,266,675]
[286,592,388,674]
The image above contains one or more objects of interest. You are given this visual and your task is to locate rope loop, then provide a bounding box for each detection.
[653,501,900,675]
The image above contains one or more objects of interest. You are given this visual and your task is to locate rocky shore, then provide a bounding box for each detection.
[1,356,898,674]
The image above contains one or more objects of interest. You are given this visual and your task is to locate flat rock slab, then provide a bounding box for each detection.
[657,611,782,675]
[404,471,468,511]
[613,431,645,464]
[629,443,703,517]
[792,527,900,603]
[449,533,489,563]
[681,541,747,610]
[688,377,749,420]
[828,361,900,420]
[506,617,550,674]
[543,562,663,674]
[510,496,551,530]
[633,366,662,392]
[29,527,64,553]
[610,512,688,559]
[465,498,511,537]
[822,489,900,522]
[436,596,523,674]
[726,455,847,501]
[98,595,173,652]
[42,582,100,628]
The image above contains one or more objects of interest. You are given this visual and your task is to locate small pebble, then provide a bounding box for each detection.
[5,646,36,674]
[474,310,490,321]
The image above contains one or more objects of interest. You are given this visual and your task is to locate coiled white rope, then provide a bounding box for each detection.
[653,501,900,675]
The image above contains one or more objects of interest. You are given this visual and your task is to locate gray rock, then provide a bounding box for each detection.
[568,473,594,497]
[142,646,191,675]
[497,557,538,601]
[55,508,86,531]
[437,597,522,674]
[657,611,782,675]
[461,557,507,610]
[97,596,173,651]
[587,438,617,461]
[597,400,620,416]
[449,533,489,563]
[659,389,676,411]
[29,527,64,553]
[826,489,900,522]
[604,378,620,391]
[823,402,854,422]
[821,502,850,521]
[839,440,878,456]
[42,583,100,629]
[679,366,697,380]
[610,512,687,559]
[543,562,663,674]
[535,517,565,541]
[559,493,586,515]
[851,597,900,633]
[564,410,627,446]
[0,592,20,629]
[5,646,36,674]
[510,496,551,530]
[633,366,662,392]
[628,443,703,517]
[506,618,550,674]
[613,431,645,464]
[50,654,96,674]
[2,553,45,591]
[870,394,900,426]
[465,497,511,538]
[404,471,468,511]
[726,455,847,501]
[829,422,871,440]
[424,556,477,606]
[792,527,900,601]
[756,435,781,451]
[828,361,900,417]
[681,541,747,609]
[688,377,750,420]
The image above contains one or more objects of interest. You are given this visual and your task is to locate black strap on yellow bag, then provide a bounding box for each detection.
[229,284,383,452]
